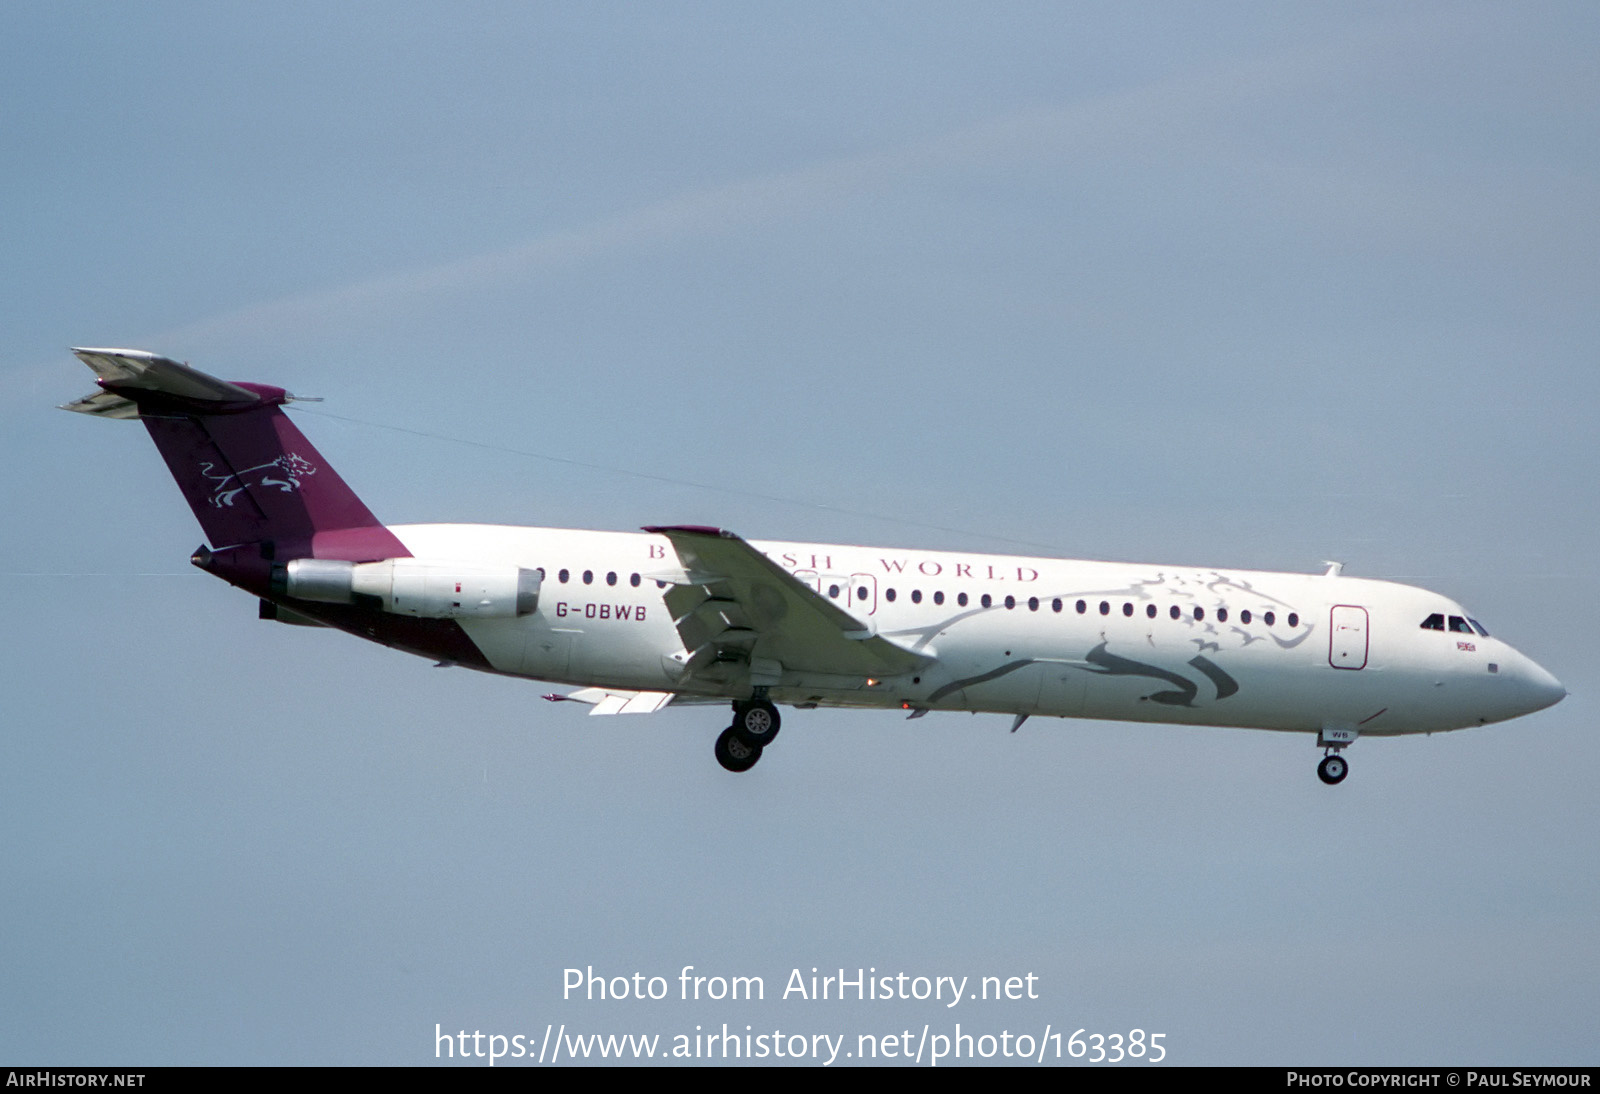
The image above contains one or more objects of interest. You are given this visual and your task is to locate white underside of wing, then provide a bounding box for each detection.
[560,688,678,715]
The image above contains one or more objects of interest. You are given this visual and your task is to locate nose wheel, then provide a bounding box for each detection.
[1317,752,1349,785]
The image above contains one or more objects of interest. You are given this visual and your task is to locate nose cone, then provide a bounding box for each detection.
[1515,656,1567,715]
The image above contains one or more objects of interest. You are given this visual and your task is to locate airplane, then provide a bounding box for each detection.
[62,348,1566,783]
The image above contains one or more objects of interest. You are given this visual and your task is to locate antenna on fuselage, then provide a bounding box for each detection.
[1322,560,1344,577]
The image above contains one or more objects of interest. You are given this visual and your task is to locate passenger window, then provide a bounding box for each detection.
[1420,614,1446,631]
[828,584,840,599]
[958,592,968,607]
[1146,604,1157,619]
[1028,597,1039,611]
[606,571,617,586]
[1217,608,1228,623]
[886,588,897,602]
[1264,611,1276,626]
[558,569,569,584]
[1240,609,1251,624]
[1169,605,1180,620]
[1052,598,1063,613]
[982,594,993,609]
[630,573,640,587]
[1288,613,1299,628]
[1004,595,1015,610]
[911,589,922,604]
[582,570,593,585]
[1122,602,1133,617]
[1076,600,1087,614]
[934,591,945,605]
[1194,607,1205,621]
[1099,601,1110,615]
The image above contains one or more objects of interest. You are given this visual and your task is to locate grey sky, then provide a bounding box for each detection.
[3,2,1596,1064]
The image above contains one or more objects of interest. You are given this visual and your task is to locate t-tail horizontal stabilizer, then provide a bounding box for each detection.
[60,348,404,560]
[62,348,264,417]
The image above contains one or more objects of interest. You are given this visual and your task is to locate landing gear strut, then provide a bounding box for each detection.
[1317,751,1349,785]
[714,696,782,772]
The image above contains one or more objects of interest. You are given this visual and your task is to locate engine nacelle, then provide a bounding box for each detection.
[275,558,540,619]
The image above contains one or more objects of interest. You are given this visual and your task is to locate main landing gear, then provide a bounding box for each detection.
[714,697,782,773]
[1317,751,1349,786]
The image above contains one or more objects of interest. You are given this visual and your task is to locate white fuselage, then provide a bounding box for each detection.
[388,524,1565,739]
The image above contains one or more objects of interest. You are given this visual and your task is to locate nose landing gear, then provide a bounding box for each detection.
[1316,723,1356,786]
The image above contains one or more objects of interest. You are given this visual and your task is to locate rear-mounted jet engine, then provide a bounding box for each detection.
[275,558,541,619]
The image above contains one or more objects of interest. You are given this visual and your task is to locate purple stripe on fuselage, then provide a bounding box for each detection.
[311,525,410,562]
[264,599,494,670]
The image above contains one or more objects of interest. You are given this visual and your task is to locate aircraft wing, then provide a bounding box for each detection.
[643,525,932,682]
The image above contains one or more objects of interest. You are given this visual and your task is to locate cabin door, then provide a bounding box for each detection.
[1329,605,1369,670]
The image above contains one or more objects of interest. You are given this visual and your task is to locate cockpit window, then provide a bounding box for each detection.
[1469,618,1489,637]
[1448,615,1473,633]
[1420,613,1445,631]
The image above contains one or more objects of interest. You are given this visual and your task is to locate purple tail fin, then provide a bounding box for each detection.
[64,349,407,562]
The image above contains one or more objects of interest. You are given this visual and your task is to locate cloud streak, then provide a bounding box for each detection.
[150,34,1357,352]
